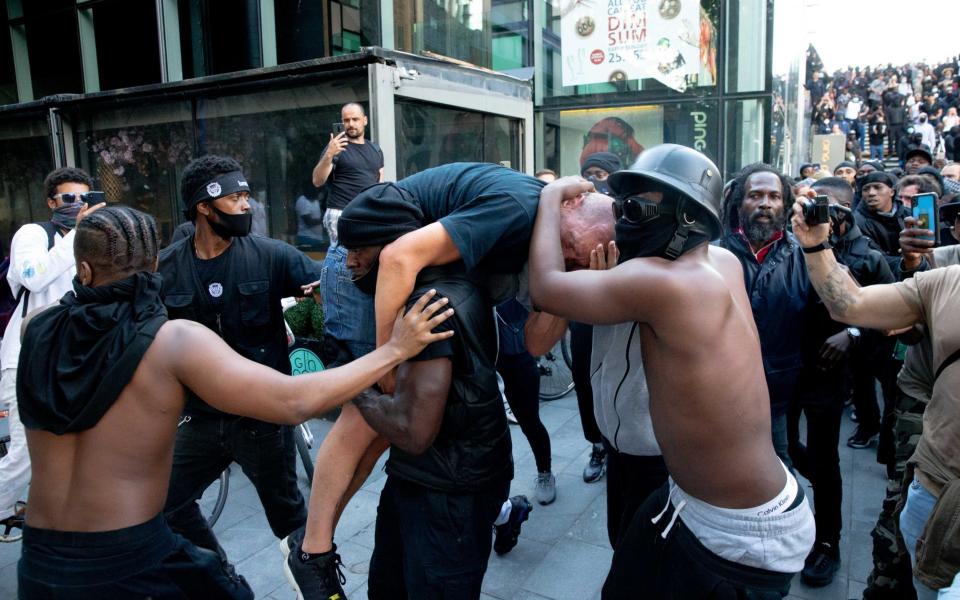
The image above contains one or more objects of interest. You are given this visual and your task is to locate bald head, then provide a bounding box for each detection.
[558,192,616,270]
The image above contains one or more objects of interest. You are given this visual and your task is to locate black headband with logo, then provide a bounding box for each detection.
[187,171,250,211]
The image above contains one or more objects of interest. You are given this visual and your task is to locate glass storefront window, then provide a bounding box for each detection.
[275,0,326,63]
[539,0,719,101]
[195,79,369,252]
[23,8,83,97]
[71,101,195,245]
[330,0,379,55]
[541,100,718,176]
[724,0,767,93]
[724,98,766,175]
[178,0,262,78]
[394,0,532,70]
[395,99,521,177]
[90,0,162,91]
[0,116,54,247]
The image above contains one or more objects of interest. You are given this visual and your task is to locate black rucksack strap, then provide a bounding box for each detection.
[935,346,960,383]
[17,221,60,318]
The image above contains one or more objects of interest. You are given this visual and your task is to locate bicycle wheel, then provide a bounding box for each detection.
[295,423,315,485]
[560,334,573,369]
[205,467,230,528]
[539,330,575,401]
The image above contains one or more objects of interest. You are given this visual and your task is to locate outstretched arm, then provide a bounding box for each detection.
[791,201,922,331]
[352,358,452,454]
[170,291,454,424]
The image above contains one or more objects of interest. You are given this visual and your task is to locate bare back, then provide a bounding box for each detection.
[25,322,189,532]
[631,245,785,508]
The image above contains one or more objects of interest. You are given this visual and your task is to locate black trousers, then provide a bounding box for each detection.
[850,342,901,467]
[603,484,794,600]
[570,321,601,444]
[18,514,253,599]
[164,414,307,562]
[787,402,843,547]
[497,350,552,473]
[602,437,668,548]
[367,476,509,600]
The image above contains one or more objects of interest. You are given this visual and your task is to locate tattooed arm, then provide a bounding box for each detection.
[792,201,923,331]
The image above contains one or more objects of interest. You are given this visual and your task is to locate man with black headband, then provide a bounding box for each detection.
[529,144,815,598]
[0,167,104,542]
[16,205,452,598]
[158,155,322,572]
[284,163,614,598]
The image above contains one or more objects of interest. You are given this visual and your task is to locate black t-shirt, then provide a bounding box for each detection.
[326,140,384,210]
[396,163,544,275]
[193,245,231,314]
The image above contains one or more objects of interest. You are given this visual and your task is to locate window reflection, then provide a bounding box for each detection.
[395,100,521,177]
[0,117,55,248]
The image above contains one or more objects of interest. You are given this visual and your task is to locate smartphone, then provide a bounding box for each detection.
[912,192,939,243]
[332,122,345,136]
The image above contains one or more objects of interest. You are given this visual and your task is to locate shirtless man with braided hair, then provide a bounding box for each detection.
[15,205,454,599]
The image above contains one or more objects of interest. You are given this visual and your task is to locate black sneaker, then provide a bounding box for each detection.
[582,443,607,483]
[493,495,532,555]
[801,542,840,587]
[279,526,305,560]
[847,426,879,449]
[283,542,348,600]
[0,501,25,543]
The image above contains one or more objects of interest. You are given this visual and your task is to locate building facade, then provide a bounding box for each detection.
[0,0,801,248]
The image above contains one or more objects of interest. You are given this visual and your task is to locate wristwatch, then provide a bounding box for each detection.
[846,327,861,343]
[802,241,833,254]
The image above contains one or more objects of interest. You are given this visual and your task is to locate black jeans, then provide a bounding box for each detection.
[164,414,307,561]
[570,321,601,444]
[18,513,253,599]
[603,484,794,599]
[850,342,901,466]
[497,350,552,473]
[368,476,509,600]
[787,402,844,548]
[602,437,668,548]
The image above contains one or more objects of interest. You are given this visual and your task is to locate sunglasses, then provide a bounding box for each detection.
[612,195,661,223]
[52,191,106,204]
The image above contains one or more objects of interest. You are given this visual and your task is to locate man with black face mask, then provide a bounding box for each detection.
[158,155,322,576]
[529,145,815,598]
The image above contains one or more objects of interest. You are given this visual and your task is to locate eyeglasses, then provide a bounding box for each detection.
[612,195,661,223]
[52,191,105,204]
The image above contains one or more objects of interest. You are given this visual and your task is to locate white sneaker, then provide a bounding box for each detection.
[534,472,557,505]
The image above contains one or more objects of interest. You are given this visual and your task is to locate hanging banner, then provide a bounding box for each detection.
[561,0,701,91]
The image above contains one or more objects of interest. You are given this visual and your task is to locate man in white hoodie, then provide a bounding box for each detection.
[0,167,104,542]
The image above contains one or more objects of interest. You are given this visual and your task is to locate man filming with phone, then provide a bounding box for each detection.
[311,102,384,360]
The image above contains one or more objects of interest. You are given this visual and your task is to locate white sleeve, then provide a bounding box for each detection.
[7,225,76,295]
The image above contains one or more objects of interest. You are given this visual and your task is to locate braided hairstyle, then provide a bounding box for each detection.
[74,206,161,279]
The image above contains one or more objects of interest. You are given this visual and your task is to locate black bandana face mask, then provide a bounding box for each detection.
[613,195,708,262]
[208,204,253,239]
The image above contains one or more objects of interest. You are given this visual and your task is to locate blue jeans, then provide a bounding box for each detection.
[871,144,885,160]
[900,477,939,600]
[320,245,376,357]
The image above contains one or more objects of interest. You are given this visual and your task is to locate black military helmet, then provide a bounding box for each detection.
[607,143,723,240]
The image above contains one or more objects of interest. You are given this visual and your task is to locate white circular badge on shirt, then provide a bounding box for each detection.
[209,283,223,298]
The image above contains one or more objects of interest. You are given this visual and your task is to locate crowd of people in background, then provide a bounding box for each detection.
[807,56,960,167]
